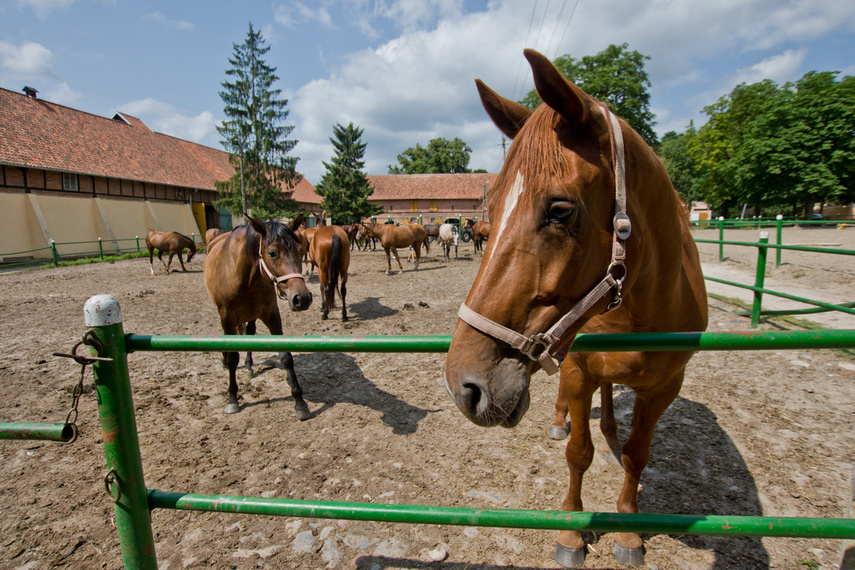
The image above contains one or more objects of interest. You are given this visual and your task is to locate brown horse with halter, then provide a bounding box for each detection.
[360,221,429,274]
[443,50,707,568]
[465,219,491,253]
[310,225,350,321]
[145,230,197,274]
[204,214,313,418]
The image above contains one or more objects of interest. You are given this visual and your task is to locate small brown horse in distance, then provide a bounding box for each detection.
[444,50,707,568]
[145,230,197,274]
[204,214,313,418]
[466,219,492,253]
[310,225,350,321]
[360,221,429,274]
[343,223,361,251]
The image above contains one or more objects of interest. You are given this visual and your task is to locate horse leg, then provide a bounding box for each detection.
[148,246,155,275]
[340,279,348,322]
[383,247,393,274]
[599,383,622,460]
[555,362,598,568]
[243,320,256,377]
[412,244,420,271]
[319,270,329,320]
[264,311,310,421]
[165,252,175,274]
[549,376,570,440]
[610,374,683,567]
[218,320,242,414]
[177,251,187,272]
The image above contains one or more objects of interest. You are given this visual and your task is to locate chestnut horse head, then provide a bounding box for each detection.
[444,49,707,427]
[443,49,708,567]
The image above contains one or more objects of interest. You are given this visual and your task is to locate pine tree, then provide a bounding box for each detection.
[314,122,383,224]
[215,23,300,219]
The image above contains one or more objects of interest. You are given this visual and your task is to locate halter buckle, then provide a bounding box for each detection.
[522,333,551,360]
[614,212,631,240]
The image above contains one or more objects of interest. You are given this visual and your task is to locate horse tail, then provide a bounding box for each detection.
[328,234,343,309]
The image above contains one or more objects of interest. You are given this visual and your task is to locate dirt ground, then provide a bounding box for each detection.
[1,226,854,570]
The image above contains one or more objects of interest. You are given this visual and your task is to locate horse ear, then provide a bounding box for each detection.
[524,49,598,130]
[475,79,532,140]
[245,214,267,238]
[290,214,304,231]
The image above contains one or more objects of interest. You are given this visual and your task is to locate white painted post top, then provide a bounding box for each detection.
[84,295,122,326]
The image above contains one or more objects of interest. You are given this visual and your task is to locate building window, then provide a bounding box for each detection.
[409,199,418,212]
[62,173,78,191]
[429,199,438,212]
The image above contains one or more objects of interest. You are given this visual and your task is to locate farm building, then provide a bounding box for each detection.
[366,173,497,224]
[0,86,318,262]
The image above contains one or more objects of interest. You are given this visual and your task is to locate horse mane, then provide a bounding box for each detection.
[175,232,197,252]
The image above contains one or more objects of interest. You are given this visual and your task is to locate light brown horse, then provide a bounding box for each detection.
[204,214,313,418]
[465,219,491,253]
[360,222,429,274]
[343,223,361,251]
[443,50,708,568]
[310,225,350,321]
[204,228,223,245]
[145,230,197,274]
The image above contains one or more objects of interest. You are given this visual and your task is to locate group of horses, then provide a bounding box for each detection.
[140,48,709,569]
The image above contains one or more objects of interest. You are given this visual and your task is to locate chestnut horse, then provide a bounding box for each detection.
[360,222,429,274]
[145,230,197,274]
[204,214,313,418]
[310,225,350,320]
[444,50,707,568]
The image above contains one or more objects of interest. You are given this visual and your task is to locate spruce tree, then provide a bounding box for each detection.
[215,23,300,219]
[315,122,383,224]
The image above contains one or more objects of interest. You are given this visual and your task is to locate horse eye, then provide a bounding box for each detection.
[548,201,575,223]
[267,249,278,258]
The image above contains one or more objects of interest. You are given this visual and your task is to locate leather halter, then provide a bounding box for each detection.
[257,240,304,299]
[457,104,631,376]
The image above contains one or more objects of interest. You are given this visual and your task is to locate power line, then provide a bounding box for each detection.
[553,0,581,59]
[511,0,540,102]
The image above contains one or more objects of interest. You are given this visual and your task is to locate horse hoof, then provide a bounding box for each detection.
[241,368,253,381]
[225,401,240,414]
[612,542,644,567]
[554,542,586,568]
[294,404,311,421]
[548,425,569,440]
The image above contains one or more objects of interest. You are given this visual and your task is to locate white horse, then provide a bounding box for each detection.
[437,223,459,261]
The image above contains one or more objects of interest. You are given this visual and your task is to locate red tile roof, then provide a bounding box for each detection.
[367,173,497,201]
[0,86,316,200]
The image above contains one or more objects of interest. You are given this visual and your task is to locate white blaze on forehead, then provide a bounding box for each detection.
[485,171,524,263]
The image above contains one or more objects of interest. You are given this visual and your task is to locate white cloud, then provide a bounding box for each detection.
[44,82,82,105]
[117,98,217,144]
[731,48,808,86]
[16,0,75,19]
[0,40,56,78]
[274,2,333,29]
[144,12,195,31]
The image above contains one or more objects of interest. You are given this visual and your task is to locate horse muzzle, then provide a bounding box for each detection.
[443,351,531,428]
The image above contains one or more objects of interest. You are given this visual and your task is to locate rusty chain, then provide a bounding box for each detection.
[52,330,113,443]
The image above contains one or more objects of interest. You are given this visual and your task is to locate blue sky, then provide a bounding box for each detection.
[2,0,854,184]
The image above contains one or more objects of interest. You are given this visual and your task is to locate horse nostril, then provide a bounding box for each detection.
[460,381,488,418]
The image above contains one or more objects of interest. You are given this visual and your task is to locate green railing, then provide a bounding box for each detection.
[696,230,855,327]
[3,294,852,569]
[0,234,202,269]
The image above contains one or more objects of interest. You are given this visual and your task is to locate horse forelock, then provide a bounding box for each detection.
[488,105,610,217]
[268,221,301,253]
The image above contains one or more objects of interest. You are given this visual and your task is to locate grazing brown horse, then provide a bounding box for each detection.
[204,214,313,418]
[310,225,350,321]
[145,230,197,274]
[360,222,429,274]
[443,50,707,568]
[355,224,376,251]
[204,228,223,246]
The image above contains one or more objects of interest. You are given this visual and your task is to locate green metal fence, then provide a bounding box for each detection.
[695,229,855,327]
[4,294,855,569]
[0,234,202,269]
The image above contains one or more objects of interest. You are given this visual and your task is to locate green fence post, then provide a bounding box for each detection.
[51,240,58,267]
[718,216,725,261]
[136,236,140,253]
[84,295,157,569]
[751,232,769,328]
[98,237,104,260]
[776,214,783,268]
